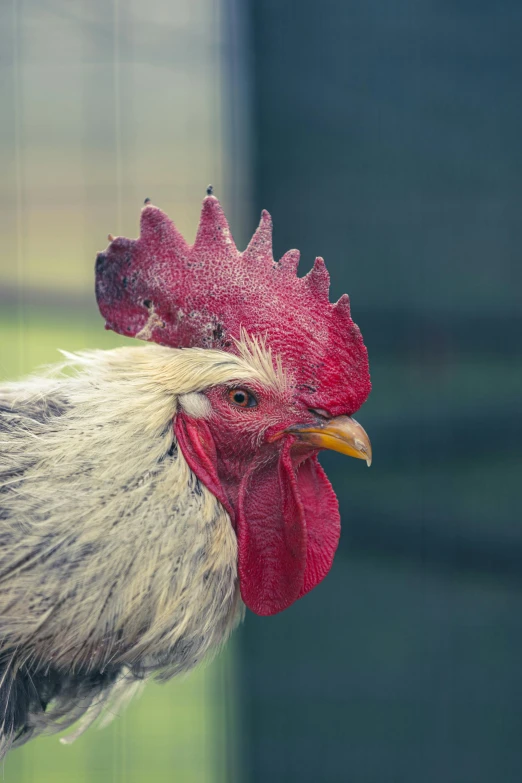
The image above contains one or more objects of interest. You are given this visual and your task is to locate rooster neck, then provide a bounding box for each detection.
[0,346,244,685]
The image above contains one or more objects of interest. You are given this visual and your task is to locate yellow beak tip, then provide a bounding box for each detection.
[288,415,372,465]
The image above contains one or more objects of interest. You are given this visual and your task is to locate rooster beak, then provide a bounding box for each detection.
[286,415,372,466]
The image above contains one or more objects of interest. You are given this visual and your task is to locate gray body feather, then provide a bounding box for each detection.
[0,344,260,755]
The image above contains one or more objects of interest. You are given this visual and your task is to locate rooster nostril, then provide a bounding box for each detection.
[309,407,331,421]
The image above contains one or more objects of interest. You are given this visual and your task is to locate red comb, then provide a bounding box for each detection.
[95,193,370,416]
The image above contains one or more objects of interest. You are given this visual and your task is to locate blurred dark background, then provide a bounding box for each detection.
[238,2,522,782]
[1,1,521,781]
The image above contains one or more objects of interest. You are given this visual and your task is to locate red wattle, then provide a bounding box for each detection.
[236,441,307,616]
[296,457,341,598]
[177,412,341,616]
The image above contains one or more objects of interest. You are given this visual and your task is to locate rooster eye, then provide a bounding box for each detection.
[227,388,257,408]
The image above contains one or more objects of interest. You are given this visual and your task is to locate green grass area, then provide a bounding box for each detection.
[5,666,225,783]
[0,309,238,783]
[0,309,134,382]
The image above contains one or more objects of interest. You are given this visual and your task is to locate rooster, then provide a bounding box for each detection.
[0,190,371,756]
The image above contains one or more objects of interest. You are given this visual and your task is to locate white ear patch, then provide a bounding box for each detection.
[178,392,212,419]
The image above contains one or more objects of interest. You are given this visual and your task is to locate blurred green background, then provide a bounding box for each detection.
[2,0,522,781]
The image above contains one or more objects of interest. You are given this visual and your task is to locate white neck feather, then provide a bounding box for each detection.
[0,344,248,677]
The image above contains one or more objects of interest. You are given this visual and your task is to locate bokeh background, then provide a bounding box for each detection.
[1,1,521,781]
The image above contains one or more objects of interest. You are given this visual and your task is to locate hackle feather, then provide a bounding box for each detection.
[0,343,279,753]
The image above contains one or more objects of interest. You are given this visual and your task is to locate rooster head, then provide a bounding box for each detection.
[95,191,371,616]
